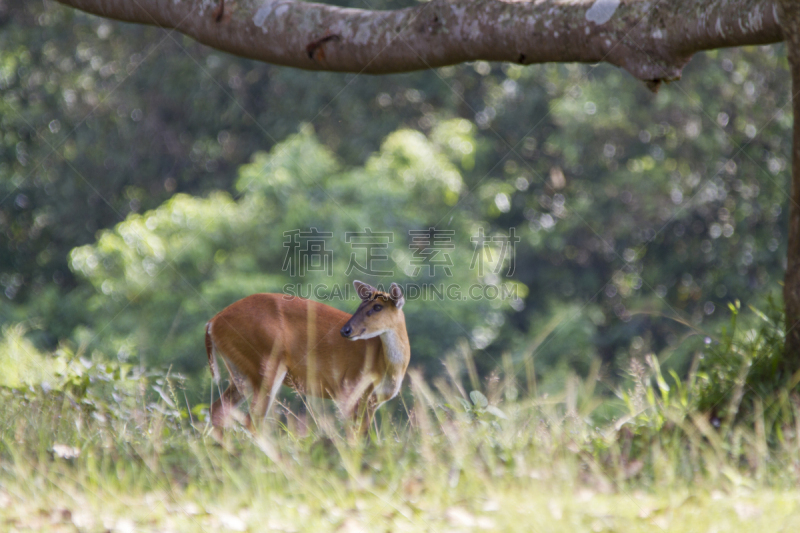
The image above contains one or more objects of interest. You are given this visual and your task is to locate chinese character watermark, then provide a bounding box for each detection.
[470,227,519,276]
[345,228,394,276]
[282,228,333,276]
[408,228,455,277]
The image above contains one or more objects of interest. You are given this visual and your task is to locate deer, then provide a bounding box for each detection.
[204,280,409,438]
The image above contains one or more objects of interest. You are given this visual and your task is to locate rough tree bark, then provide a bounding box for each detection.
[54,0,782,88]
[779,0,800,360]
[51,0,798,357]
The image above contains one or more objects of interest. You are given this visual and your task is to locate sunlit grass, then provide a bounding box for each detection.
[1,332,800,532]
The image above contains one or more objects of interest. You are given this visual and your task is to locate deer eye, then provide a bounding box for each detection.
[373,304,383,312]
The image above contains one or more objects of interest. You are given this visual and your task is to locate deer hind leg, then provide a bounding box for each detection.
[210,356,254,435]
[210,383,246,430]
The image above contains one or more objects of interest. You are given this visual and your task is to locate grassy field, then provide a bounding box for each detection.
[2,339,800,533]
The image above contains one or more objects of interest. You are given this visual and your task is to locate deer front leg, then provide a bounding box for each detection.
[351,394,377,438]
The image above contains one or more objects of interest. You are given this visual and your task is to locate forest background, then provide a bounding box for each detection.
[1,1,791,398]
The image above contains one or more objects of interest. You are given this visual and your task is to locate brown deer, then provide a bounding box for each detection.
[205,280,409,436]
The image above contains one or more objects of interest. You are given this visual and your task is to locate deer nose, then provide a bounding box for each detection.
[340,324,352,338]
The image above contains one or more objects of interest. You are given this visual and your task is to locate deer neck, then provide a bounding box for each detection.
[379,323,410,370]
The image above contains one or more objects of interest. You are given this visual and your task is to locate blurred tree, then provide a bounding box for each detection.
[0,1,479,324]
[1,1,797,387]
[44,0,800,365]
[781,0,800,365]
[68,123,522,389]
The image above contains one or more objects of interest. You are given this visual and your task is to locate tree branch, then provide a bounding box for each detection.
[54,0,782,86]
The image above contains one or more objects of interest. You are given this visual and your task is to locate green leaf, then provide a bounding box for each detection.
[485,405,508,420]
[748,305,772,325]
[469,390,488,408]
[458,398,472,412]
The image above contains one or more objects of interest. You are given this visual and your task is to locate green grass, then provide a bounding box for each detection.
[2,339,800,532]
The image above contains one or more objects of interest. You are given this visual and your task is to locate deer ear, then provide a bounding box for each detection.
[390,282,405,309]
[353,280,376,301]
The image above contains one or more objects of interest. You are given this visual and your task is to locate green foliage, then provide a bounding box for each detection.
[67,124,521,387]
[597,302,797,474]
[451,389,508,423]
[0,2,794,394]
[0,322,183,423]
[0,332,799,531]
[695,297,790,426]
[1,3,799,528]
[0,323,60,388]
